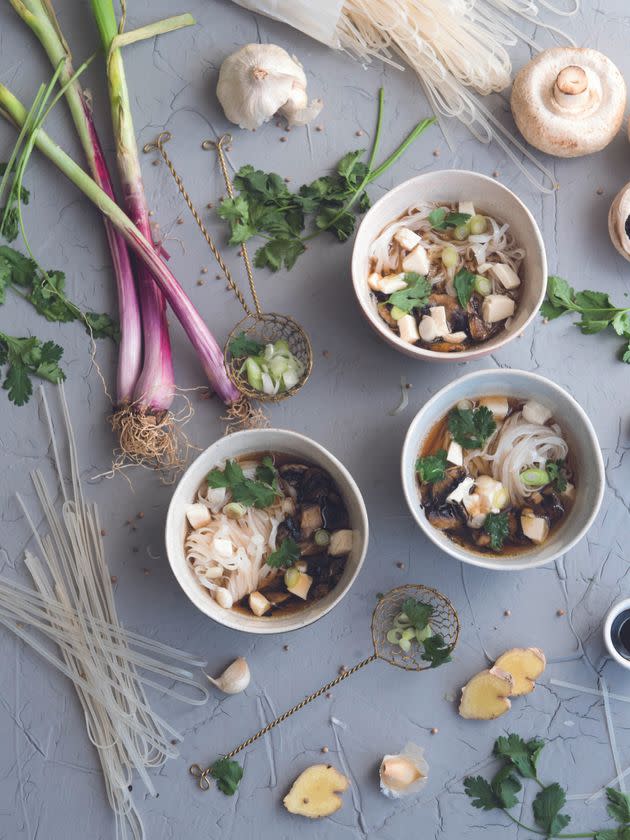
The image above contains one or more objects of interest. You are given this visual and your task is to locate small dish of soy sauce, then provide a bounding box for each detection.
[604,599,630,668]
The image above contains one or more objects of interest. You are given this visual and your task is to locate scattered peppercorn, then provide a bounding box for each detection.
[504,609,511,617]
[110,575,117,584]
[557,608,566,617]
[321,746,329,754]
[431,727,439,735]
[280,136,287,143]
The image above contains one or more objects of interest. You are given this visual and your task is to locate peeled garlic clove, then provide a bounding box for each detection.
[205,657,250,694]
[216,44,322,131]
[379,742,428,799]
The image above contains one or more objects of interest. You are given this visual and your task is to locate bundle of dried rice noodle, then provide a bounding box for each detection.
[0,386,208,840]
[231,0,580,191]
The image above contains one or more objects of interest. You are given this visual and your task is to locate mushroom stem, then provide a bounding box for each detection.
[553,65,590,110]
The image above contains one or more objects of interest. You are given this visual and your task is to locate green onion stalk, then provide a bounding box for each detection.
[0,83,240,407]
[7,0,142,406]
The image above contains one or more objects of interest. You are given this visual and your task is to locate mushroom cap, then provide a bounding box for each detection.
[511,47,626,158]
[608,182,630,262]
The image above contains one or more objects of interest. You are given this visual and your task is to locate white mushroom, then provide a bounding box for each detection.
[418,315,440,343]
[511,47,626,157]
[442,331,467,344]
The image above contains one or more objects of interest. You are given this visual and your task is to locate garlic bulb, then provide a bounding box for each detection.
[205,657,251,694]
[217,44,323,131]
[379,742,428,799]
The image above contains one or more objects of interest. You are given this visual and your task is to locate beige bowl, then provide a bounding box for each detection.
[165,429,369,634]
[351,170,547,362]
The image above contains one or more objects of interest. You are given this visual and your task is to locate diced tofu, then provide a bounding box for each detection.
[463,494,486,529]
[522,400,552,426]
[368,271,383,292]
[379,273,409,294]
[186,503,212,529]
[301,504,323,537]
[418,314,440,343]
[443,331,467,344]
[394,227,422,251]
[213,537,234,559]
[459,201,475,215]
[446,476,475,504]
[475,475,509,513]
[561,482,575,501]
[398,314,419,344]
[402,244,430,275]
[482,294,515,323]
[429,306,449,336]
[479,396,509,420]
[249,591,271,617]
[521,510,549,544]
[487,263,521,290]
[329,529,354,556]
[286,571,313,600]
[446,441,464,466]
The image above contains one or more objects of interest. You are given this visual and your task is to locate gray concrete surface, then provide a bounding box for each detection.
[1,1,629,838]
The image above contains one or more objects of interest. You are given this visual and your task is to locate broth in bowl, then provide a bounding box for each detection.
[416,396,575,555]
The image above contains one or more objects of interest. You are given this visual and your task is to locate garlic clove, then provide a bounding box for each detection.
[379,742,428,799]
[205,657,250,694]
[217,44,322,131]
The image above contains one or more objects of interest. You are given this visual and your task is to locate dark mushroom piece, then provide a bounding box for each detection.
[300,504,323,537]
[278,464,309,499]
[540,491,565,524]
[300,467,334,503]
[426,505,464,531]
[430,466,467,504]
[277,515,302,544]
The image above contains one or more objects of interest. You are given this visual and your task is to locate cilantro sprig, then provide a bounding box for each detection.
[266,537,300,569]
[546,459,568,493]
[542,275,630,364]
[209,757,243,796]
[217,91,435,272]
[207,456,281,509]
[228,332,264,358]
[415,449,447,483]
[0,333,65,406]
[386,273,431,314]
[428,208,471,231]
[398,598,454,668]
[483,512,510,551]
[454,268,476,309]
[448,405,496,450]
[465,733,630,839]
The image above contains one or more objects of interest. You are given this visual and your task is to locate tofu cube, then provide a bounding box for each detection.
[393,227,422,251]
[249,591,272,617]
[379,273,409,294]
[479,396,509,420]
[402,244,430,275]
[487,263,521,290]
[329,529,354,556]
[429,306,449,336]
[418,314,440,343]
[398,314,419,344]
[482,294,516,323]
[186,503,212,530]
[368,271,383,292]
[521,510,549,544]
[459,201,475,215]
[446,476,475,504]
[286,571,313,600]
[446,441,464,466]
[522,400,552,426]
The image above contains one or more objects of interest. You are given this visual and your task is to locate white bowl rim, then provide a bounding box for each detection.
[401,368,605,571]
[352,169,547,361]
[165,428,369,634]
[603,598,630,670]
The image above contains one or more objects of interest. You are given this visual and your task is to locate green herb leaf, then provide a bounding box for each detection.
[386,273,431,314]
[448,405,496,450]
[266,537,300,569]
[464,776,502,810]
[606,788,630,825]
[83,311,119,341]
[0,333,65,406]
[532,783,571,836]
[402,598,433,631]
[429,208,471,230]
[0,163,29,243]
[255,454,278,487]
[206,459,280,509]
[546,459,568,493]
[210,757,243,796]
[494,734,544,780]
[483,512,509,551]
[421,633,453,668]
[491,765,522,809]
[415,450,447,483]
[454,268,476,309]
[254,238,305,271]
[228,332,264,359]
[595,830,627,840]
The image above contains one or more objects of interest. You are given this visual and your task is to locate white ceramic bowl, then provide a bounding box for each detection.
[351,170,547,362]
[165,429,369,634]
[604,599,630,670]
[401,369,604,571]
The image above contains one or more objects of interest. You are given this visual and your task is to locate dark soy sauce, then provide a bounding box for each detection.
[610,609,630,660]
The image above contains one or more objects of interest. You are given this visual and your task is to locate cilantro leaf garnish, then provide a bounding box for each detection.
[401,598,433,631]
[415,450,447,483]
[228,332,264,359]
[454,268,476,308]
[386,273,431,314]
[206,459,281,509]
[421,633,453,668]
[266,537,300,569]
[546,459,568,492]
[210,757,243,796]
[0,334,65,406]
[533,783,571,836]
[464,776,502,810]
[448,405,496,450]
[483,512,510,551]
[428,207,471,230]
[494,734,544,780]
[606,789,630,826]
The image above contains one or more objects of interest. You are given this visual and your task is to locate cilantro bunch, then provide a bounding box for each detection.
[217,90,434,271]
[542,275,630,364]
[206,456,281,509]
[465,733,630,838]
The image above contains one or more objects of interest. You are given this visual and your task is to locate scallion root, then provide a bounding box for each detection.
[110,402,193,479]
[222,396,269,435]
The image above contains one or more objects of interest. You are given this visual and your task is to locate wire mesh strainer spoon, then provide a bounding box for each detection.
[144,132,312,403]
[189,583,459,791]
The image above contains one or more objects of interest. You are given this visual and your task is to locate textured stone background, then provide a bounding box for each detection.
[1,1,629,838]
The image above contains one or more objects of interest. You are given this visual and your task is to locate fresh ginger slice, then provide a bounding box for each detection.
[459,667,514,720]
[494,647,546,696]
[283,764,349,819]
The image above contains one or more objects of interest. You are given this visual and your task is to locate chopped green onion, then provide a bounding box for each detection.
[224,502,246,519]
[520,468,550,487]
[454,223,470,241]
[284,567,300,589]
[314,529,330,547]
[390,305,406,321]
[469,214,487,235]
[244,357,263,391]
[441,245,458,269]
[399,638,412,653]
[474,275,492,296]
[401,628,416,641]
[416,624,433,643]
[387,628,403,644]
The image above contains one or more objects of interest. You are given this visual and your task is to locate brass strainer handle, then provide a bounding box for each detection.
[190,653,378,790]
